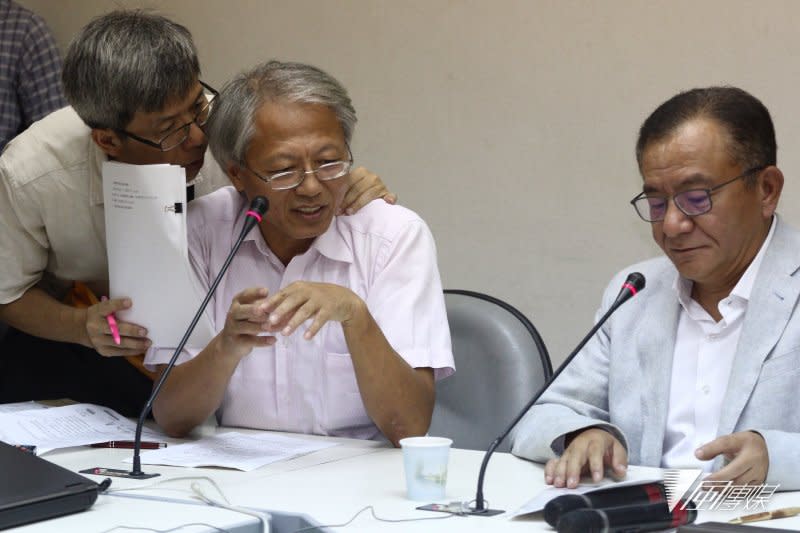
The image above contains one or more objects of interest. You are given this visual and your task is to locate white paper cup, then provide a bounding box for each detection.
[399,436,452,501]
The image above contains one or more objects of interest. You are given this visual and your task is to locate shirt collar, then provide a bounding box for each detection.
[674,214,777,307]
[88,138,107,206]
[236,204,354,265]
[312,218,354,264]
[730,215,776,301]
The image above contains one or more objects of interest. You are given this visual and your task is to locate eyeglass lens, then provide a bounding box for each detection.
[269,161,350,190]
[637,189,713,221]
[159,98,214,151]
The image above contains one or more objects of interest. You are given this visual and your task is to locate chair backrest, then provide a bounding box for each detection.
[429,289,552,452]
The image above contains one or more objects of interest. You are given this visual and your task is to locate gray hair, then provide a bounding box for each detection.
[208,60,356,169]
[62,10,200,130]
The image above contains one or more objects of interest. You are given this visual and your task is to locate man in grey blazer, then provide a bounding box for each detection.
[512,86,800,491]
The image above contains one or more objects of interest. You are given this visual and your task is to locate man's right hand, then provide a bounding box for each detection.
[544,427,628,488]
[85,297,150,356]
[217,287,277,361]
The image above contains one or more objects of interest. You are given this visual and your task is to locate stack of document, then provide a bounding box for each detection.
[0,403,164,454]
[127,432,339,471]
[102,162,214,348]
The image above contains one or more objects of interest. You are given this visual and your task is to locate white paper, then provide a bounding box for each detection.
[0,403,163,453]
[103,161,214,348]
[0,401,49,413]
[127,431,338,471]
[510,465,665,517]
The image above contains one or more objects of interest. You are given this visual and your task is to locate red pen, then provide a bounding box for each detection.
[90,441,167,449]
[101,296,121,345]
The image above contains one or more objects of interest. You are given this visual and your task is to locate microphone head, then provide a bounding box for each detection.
[249,196,269,217]
[544,494,591,527]
[612,271,646,307]
[626,272,646,292]
[556,509,606,533]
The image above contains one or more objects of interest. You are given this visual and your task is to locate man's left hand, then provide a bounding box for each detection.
[262,281,363,339]
[696,431,769,485]
[340,166,397,215]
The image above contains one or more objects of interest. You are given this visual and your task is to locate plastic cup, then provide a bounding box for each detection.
[399,436,452,501]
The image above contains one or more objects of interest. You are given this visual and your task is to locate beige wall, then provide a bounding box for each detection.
[20,0,800,365]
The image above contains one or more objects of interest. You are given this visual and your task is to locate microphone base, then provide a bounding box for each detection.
[465,507,504,517]
[79,467,159,479]
[417,502,504,517]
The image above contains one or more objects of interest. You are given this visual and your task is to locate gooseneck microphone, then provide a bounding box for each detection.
[470,272,646,515]
[129,195,269,478]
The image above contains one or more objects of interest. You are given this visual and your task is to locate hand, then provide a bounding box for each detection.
[339,166,397,215]
[263,281,363,340]
[544,428,628,488]
[85,297,151,356]
[218,287,278,361]
[696,431,769,485]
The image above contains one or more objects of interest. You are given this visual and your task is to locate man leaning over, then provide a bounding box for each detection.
[0,11,392,416]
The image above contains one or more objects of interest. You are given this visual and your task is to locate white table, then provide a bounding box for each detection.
[10,429,800,532]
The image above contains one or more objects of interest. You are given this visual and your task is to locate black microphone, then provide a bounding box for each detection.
[557,500,697,533]
[469,272,646,515]
[238,196,268,240]
[128,195,269,478]
[544,482,666,526]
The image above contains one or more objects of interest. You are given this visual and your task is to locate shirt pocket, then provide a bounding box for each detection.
[321,352,371,433]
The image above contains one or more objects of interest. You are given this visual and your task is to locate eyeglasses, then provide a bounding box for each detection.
[119,81,219,152]
[630,166,765,222]
[245,149,353,191]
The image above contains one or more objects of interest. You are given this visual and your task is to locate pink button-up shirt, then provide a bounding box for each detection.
[146,186,454,439]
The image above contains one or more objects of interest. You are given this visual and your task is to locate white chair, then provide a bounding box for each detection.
[429,290,552,452]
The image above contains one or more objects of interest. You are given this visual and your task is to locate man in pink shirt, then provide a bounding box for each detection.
[147,61,454,445]
[0,10,393,417]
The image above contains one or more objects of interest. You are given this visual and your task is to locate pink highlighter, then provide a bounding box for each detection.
[101,296,121,345]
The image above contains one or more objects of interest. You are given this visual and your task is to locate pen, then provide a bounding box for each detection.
[101,295,121,345]
[13,444,37,455]
[90,441,167,449]
[729,506,800,524]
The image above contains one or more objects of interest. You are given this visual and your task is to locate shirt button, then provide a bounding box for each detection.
[701,385,710,394]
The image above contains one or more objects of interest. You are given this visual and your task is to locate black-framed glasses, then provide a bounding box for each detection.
[630,166,766,222]
[119,81,219,152]
[245,148,353,191]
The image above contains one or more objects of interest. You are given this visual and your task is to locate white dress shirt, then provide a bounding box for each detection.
[661,217,777,470]
[145,186,454,440]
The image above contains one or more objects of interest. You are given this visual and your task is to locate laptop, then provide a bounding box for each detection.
[0,441,99,530]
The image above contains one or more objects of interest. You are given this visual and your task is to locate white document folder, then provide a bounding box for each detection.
[102,162,214,348]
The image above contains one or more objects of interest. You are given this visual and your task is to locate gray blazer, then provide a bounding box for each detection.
[511,217,800,489]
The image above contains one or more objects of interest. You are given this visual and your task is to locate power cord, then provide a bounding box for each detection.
[97,524,230,533]
[104,476,267,533]
[98,477,113,493]
[106,476,230,503]
[190,480,269,531]
[292,504,457,532]
[102,475,460,532]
